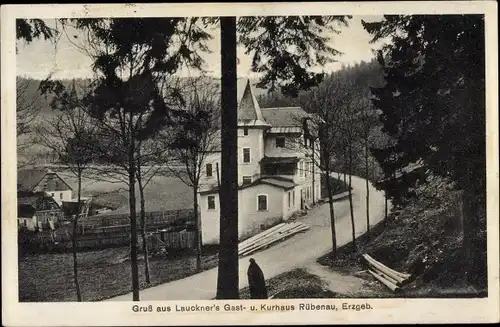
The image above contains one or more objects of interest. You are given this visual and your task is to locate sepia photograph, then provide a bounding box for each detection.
[2,2,498,326]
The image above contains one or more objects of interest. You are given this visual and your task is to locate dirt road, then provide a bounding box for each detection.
[107,175,386,301]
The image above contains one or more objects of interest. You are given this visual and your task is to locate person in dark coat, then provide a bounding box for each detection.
[247,258,268,299]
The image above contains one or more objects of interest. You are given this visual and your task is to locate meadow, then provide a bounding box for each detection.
[56,169,193,213]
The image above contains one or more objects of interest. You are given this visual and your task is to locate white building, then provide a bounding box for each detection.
[198,80,322,244]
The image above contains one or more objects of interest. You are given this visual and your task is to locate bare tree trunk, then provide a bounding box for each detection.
[384,190,388,221]
[193,185,202,272]
[325,170,337,258]
[72,170,83,301]
[348,143,356,251]
[137,168,151,285]
[128,146,140,301]
[365,142,370,234]
[311,142,316,205]
[216,16,239,300]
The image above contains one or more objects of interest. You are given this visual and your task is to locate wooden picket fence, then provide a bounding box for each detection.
[146,229,196,253]
[19,208,195,253]
[81,209,194,229]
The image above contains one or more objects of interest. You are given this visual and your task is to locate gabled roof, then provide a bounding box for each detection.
[17,169,73,192]
[17,169,48,191]
[260,107,312,127]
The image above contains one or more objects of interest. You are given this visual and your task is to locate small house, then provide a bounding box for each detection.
[17,191,63,231]
[17,168,73,206]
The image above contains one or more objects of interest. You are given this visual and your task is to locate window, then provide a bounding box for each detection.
[60,193,63,200]
[288,192,291,208]
[292,190,295,206]
[243,127,248,136]
[257,195,268,211]
[206,163,213,177]
[51,192,55,197]
[243,148,251,163]
[276,137,285,148]
[242,176,252,185]
[207,196,216,210]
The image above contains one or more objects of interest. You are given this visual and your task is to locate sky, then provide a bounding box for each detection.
[16,16,384,80]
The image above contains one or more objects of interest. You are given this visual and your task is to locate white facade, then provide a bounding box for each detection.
[46,190,73,206]
[198,81,323,245]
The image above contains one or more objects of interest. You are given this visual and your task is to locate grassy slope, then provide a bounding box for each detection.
[239,269,344,299]
[56,170,193,213]
[19,247,219,302]
[317,176,487,298]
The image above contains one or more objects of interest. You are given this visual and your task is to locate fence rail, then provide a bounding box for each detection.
[82,209,194,228]
[19,208,195,252]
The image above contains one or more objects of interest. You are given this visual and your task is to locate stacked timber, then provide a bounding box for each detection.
[363,254,412,293]
[238,222,309,257]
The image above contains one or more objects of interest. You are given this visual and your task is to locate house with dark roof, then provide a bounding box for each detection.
[18,191,63,231]
[198,80,322,244]
[17,169,73,206]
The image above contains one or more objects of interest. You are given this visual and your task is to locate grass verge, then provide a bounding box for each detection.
[239,268,345,299]
[19,246,219,302]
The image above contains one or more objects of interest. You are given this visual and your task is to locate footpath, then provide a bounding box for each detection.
[107,175,386,301]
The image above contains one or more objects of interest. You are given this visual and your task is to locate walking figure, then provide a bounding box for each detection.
[247,258,268,299]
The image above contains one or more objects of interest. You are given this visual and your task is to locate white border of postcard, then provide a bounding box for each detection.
[2,2,499,325]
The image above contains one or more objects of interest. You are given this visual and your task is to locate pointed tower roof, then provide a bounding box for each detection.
[237,80,270,127]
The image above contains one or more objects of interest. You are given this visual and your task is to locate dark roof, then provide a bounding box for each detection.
[18,204,36,218]
[238,80,265,121]
[260,107,311,127]
[17,169,73,192]
[260,156,301,165]
[17,169,47,191]
[260,178,296,190]
[17,191,61,211]
[199,177,296,195]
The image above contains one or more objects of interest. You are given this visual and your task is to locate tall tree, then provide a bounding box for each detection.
[214,16,351,298]
[364,15,486,278]
[165,77,221,272]
[34,80,96,301]
[135,138,166,285]
[302,76,352,257]
[64,18,211,301]
[217,17,239,299]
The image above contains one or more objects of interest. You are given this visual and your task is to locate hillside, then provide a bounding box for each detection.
[16,76,268,166]
[318,175,487,298]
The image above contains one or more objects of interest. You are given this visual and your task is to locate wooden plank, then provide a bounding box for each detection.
[238,223,286,249]
[368,269,401,293]
[363,255,406,284]
[239,224,309,256]
[364,254,411,281]
[238,223,299,253]
[239,227,309,257]
[368,263,401,286]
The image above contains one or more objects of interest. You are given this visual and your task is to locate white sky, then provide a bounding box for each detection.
[16,16,384,80]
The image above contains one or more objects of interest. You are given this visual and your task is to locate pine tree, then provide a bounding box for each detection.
[364,15,486,281]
